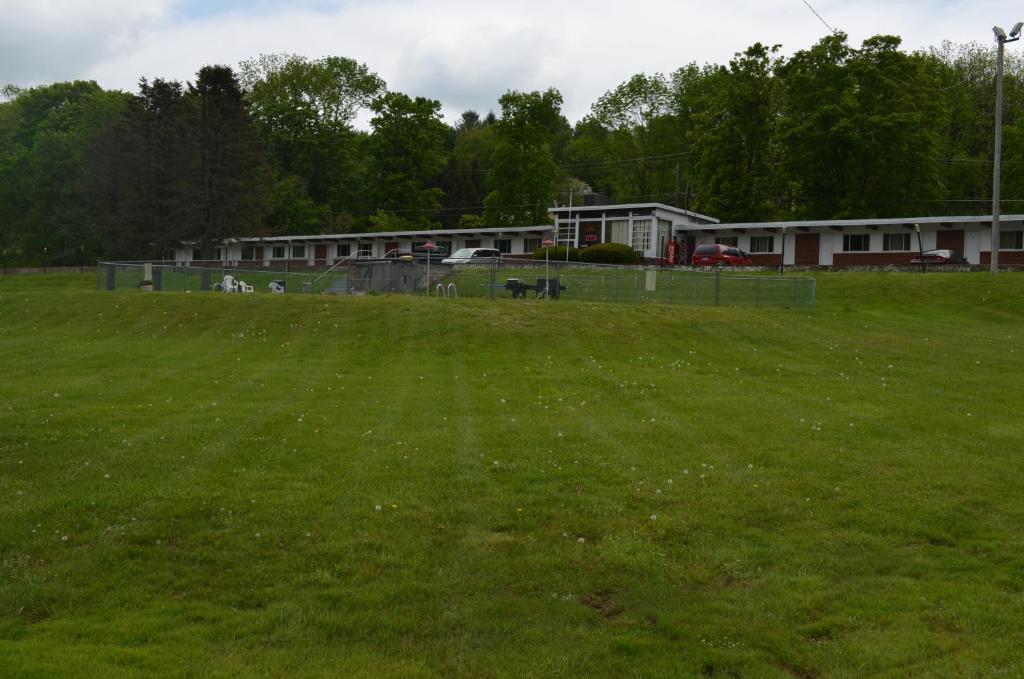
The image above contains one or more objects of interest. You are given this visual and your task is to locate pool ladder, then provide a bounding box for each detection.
[435,283,458,298]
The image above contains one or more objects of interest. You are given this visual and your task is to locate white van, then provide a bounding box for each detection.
[442,248,500,265]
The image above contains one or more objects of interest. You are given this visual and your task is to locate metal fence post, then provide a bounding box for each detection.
[714,268,721,306]
[755,277,761,307]
[489,257,497,300]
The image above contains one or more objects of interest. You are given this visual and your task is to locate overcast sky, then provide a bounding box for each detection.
[0,0,1011,125]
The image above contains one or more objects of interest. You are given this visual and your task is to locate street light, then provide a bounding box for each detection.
[991,21,1022,273]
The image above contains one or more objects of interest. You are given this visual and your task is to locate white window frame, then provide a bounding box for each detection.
[291,245,306,259]
[843,234,870,252]
[714,236,739,247]
[749,236,774,253]
[631,219,652,252]
[883,233,911,252]
[999,230,1024,250]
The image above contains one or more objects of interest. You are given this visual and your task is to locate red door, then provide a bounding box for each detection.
[465,239,481,248]
[795,233,820,266]
[384,242,400,257]
[936,230,964,252]
[315,244,328,265]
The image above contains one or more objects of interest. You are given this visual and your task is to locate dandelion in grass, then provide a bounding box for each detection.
[374,505,382,512]
[650,515,657,521]
[577,537,585,544]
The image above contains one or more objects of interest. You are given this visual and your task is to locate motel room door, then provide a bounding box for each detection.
[936,229,965,253]
[794,233,820,266]
[314,244,328,265]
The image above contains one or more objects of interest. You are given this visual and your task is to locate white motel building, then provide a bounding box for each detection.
[173,202,1024,269]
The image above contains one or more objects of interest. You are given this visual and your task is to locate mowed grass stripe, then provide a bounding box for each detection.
[1,273,1024,676]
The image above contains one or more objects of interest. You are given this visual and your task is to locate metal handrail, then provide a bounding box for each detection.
[311,255,361,284]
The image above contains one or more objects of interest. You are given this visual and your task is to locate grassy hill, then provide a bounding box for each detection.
[1,272,1023,677]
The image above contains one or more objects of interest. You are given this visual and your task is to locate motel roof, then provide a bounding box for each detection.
[679,214,1024,232]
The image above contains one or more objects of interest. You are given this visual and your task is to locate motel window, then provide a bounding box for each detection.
[495,239,512,254]
[242,246,258,260]
[714,237,739,247]
[291,245,306,259]
[337,243,351,257]
[272,246,286,259]
[524,238,541,253]
[192,248,202,261]
[843,234,870,252]
[883,233,911,251]
[631,219,652,252]
[749,236,774,253]
[608,219,629,245]
[999,230,1024,250]
[212,248,223,261]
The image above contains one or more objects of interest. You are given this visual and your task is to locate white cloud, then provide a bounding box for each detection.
[0,0,1012,122]
[0,0,169,84]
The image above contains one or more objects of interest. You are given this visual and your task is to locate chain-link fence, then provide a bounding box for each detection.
[97,260,815,309]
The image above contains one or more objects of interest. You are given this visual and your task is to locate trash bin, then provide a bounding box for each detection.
[302,282,312,293]
[269,280,286,293]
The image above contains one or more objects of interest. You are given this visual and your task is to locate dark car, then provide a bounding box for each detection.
[910,249,968,266]
[691,243,754,267]
[412,244,450,260]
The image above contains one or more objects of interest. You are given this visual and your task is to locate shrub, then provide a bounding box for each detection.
[532,245,581,262]
[578,243,642,264]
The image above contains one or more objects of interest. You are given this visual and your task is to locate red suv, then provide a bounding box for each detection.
[691,244,753,267]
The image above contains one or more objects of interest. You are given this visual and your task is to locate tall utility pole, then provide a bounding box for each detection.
[566,187,573,262]
[992,22,1022,274]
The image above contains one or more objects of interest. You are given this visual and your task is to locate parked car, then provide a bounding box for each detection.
[910,249,968,265]
[691,244,753,267]
[412,244,450,260]
[442,247,501,265]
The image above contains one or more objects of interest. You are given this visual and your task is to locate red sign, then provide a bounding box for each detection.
[585,234,598,242]
[667,240,677,265]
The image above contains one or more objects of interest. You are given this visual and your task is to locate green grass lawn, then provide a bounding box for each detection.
[1,272,1022,677]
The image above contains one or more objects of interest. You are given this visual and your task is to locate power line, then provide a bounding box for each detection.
[800,0,837,35]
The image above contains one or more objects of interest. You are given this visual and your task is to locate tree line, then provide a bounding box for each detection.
[1,32,1022,265]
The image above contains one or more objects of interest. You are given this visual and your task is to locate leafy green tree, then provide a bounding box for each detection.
[238,54,385,227]
[483,89,566,227]
[579,73,678,202]
[776,34,945,218]
[366,92,448,230]
[439,111,497,227]
[686,44,784,222]
[0,81,127,264]
[190,65,274,244]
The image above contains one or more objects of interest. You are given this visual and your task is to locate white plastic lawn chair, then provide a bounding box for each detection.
[268,281,285,294]
[220,275,238,293]
[237,279,255,293]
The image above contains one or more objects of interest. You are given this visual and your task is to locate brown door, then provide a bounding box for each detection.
[384,242,399,257]
[315,244,327,264]
[465,239,481,248]
[936,230,964,252]
[795,233,820,266]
